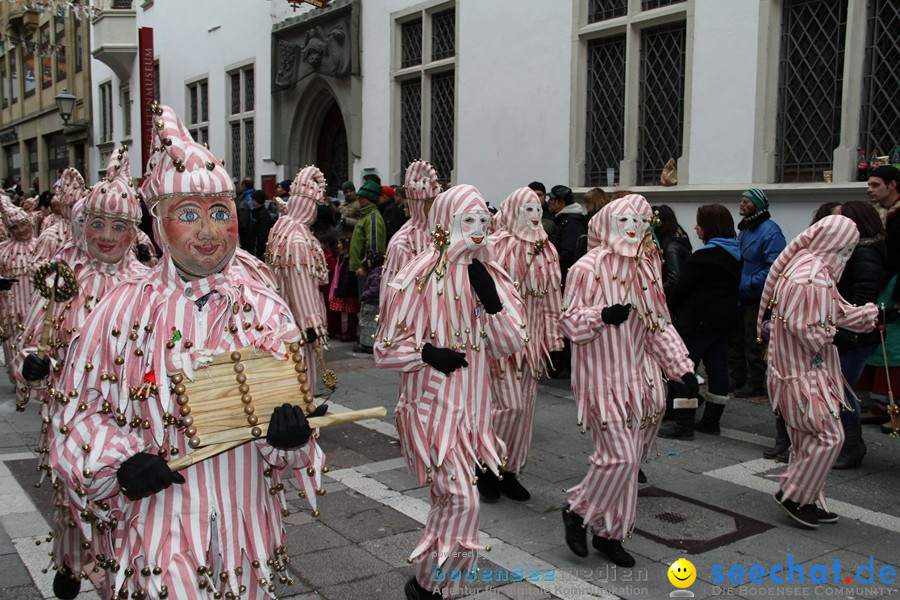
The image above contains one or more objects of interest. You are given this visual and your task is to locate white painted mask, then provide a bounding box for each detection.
[515,199,543,232]
[613,212,650,246]
[450,210,490,251]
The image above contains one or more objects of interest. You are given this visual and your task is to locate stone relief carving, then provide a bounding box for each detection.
[276,17,351,87]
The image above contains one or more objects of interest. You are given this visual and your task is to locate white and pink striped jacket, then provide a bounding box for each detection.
[48,256,325,600]
[0,236,38,351]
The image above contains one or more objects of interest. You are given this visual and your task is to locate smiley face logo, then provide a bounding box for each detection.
[668,558,696,588]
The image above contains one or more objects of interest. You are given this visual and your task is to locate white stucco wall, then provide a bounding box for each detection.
[90,0,300,185]
[455,1,573,203]
[687,0,760,185]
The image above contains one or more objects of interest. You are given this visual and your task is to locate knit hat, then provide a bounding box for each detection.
[82,145,142,222]
[278,179,292,193]
[743,188,769,210]
[357,179,382,203]
[141,102,234,212]
[381,185,395,199]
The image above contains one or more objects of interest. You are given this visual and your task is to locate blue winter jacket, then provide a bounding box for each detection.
[738,218,786,302]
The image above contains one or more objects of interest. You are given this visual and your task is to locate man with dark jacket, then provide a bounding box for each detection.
[236,177,255,251]
[547,184,589,286]
[731,189,786,398]
[249,189,273,261]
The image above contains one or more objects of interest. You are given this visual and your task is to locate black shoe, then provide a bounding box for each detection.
[405,576,443,599]
[498,471,530,502]
[592,536,636,568]
[814,506,839,524]
[832,441,866,469]
[734,384,767,398]
[53,567,81,600]
[763,444,790,460]
[477,467,500,504]
[658,422,694,440]
[775,492,819,529]
[695,402,724,435]
[353,344,373,354]
[551,369,570,379]
[562,504,588,557]
[637,469,647,484]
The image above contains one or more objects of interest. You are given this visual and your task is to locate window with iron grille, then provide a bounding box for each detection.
[431,8,455,61]
[400,79,421,169]
[775,0,847,183]
[100,82,114,143]
[641,0,685,10]
[401,18,422,68]
[858,0,900,173]
[26,139,37,183]
[585,35,626,186]
[394,3,456,185]
[588,0,627,23]
[637,22,686,186]
[121,85,132,138]
[581,2,688,187]
[186,79,209,146]
[10,48,17,103]
[228,64,255,181]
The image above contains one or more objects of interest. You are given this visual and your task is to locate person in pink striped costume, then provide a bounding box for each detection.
[379,159,442,299]
[15,145,149,599]
[375,184,527,600]
[756,214,879,529]
[0,195,37,379]
[34,168,84,261]
[559,194,697,568]
[265,165,330,395]
[48,103,324,600]
[477,186,563,503]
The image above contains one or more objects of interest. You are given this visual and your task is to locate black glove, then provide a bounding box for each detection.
[117,452,184,500]
[135,244,152,262]
[22,354,50,382]
[266,403,312,449]
[305,327,318,344]
[467,258,502,314]
[600,303,632,326]
[421,343,468,375]
[681,372,700,398]
[0,278,17,291]
[308,403,328,418]
[878,306,900,326]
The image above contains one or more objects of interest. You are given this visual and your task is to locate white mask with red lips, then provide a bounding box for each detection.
[450,210,491,252]
[515,199,543,233]
[612,211,650,248]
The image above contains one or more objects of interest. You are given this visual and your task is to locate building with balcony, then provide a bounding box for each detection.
[88,0,899,243]
[0,1,93,194]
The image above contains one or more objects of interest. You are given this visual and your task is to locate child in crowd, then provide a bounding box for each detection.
[356,249,384,354]
[328,235,360,341]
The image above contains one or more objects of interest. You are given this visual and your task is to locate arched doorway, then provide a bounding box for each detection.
[315,102,348,198]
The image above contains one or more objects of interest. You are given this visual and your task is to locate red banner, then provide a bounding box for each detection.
[138,27,155,177]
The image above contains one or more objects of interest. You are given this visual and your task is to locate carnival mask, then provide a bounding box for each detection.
[84,214,136,264]
[515,199,543,232]
[613,212,650,246]
[450,210,490,251]
[159,195,238,279]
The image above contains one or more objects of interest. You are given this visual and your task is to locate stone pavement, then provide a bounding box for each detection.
[0,340,898,599]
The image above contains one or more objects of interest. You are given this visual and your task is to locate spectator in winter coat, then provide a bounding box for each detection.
[652,205,693,301]
[236,177,255,251]
[547,185,589,286]
[356,249,384,354]
[249,190,273,261]
[731,188,786,399]
[338,181,360,230]
[659,204,740,439]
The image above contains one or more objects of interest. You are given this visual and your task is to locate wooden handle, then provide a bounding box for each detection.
[36,284,56,360]
[168,406,387,471]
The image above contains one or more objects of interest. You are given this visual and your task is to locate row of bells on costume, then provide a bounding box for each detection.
[419,460,510,488]
[574,411,661,435]
[375,314,529,351]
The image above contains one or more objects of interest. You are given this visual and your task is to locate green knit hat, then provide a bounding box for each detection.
[742,188,768,210]
[357,179,382,203]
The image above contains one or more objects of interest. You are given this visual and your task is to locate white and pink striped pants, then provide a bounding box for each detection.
[779,398,844,506]
[490,362,540,473]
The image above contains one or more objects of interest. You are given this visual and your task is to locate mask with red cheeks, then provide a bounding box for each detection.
[84,215,136,264]
[9,220,32,242]
[159,195,238,278]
